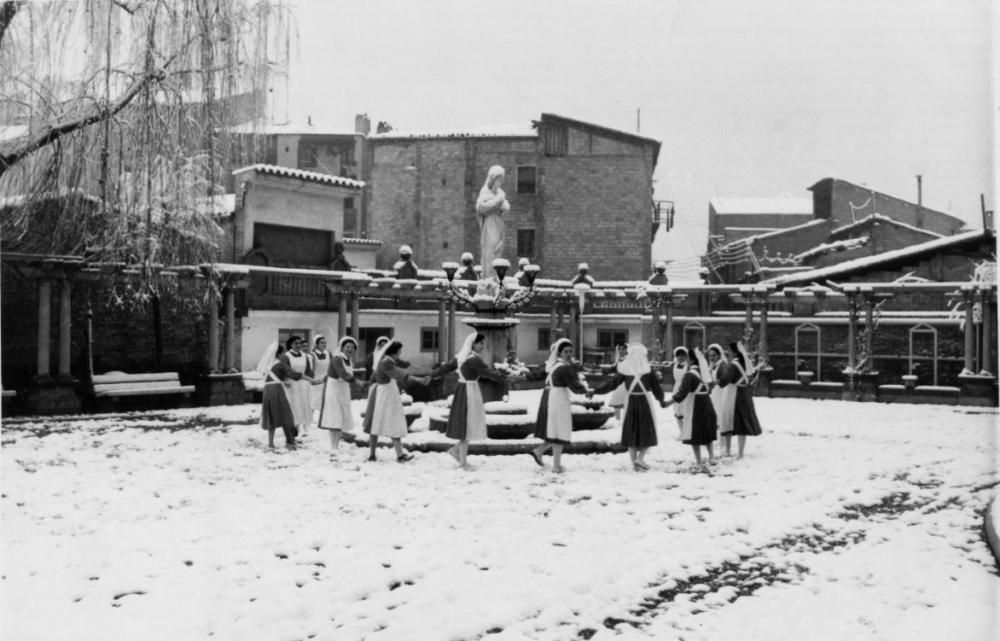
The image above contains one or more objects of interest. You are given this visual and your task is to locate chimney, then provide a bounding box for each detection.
[355,113,371,135]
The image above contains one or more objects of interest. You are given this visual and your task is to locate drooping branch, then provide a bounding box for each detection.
[0,1,22,49]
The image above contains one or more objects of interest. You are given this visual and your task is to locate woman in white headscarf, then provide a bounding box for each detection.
[367,340,424,463]
[318,336,363,453]
[727,341,763,459]
[441,332,505,469]
[361,336,392,435]
[259,340,302,450]
[662,346,718,472]
[670,346,690,438]
[706,343,737,457]
[530,338,592,474]
[279,336,316,437]
[593,342,665,471]
[475,165,510,270]
[309,335,332,425]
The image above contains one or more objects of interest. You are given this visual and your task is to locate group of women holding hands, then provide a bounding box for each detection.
[258,330,762,474]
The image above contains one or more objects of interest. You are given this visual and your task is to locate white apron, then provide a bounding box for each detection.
[710,363,737,434]
[285,351,313,428]
[318,356,353,431]
[545,364,574,442]
[459,367,488,442]
[370,378,408,438]
[672,364,687,419]
[310,351,331,411]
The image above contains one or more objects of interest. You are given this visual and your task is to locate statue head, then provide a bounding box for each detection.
[461,252,474,266]
[399,244,413,259]
[486,165,505,189]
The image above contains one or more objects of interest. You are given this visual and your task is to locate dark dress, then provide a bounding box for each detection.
[260,360,300,440]
[442,354,504,440]
[594,372,664,448]
[671,369,718,446]
[533,363,588,444]
[730,361,763,436]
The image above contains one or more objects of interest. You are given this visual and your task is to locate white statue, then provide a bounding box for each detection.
[475,165,510,275]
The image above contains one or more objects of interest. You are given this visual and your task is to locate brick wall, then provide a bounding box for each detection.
[820,179,966,235]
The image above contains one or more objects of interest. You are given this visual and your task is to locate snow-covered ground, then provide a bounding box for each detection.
[2,394,998,641]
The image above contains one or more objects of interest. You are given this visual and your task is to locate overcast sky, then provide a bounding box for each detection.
[286,0,995,262]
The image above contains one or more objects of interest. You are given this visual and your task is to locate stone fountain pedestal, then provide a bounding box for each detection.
[462,311,518,403]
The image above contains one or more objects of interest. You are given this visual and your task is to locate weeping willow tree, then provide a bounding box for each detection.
[0,0,293,296]
[0,0,293,368]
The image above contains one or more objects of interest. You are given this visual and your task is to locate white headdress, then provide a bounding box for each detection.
[617,342,651,377]
[399,245,413,256]
[693,347,712,383]
[254,341,280,375]
[461,252,474,262]
[334,336,357,364]
[455,332,480,365]
[312,334,328,352]
[545,338,573,373]
[371,335,391,367]
[706,343,727,363]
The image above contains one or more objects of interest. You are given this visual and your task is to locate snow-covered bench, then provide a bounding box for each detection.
[91,372,194,409]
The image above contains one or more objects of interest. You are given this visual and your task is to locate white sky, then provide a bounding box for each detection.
[286,0,995,259]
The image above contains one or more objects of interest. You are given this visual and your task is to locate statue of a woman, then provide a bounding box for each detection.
[475,165,510,274]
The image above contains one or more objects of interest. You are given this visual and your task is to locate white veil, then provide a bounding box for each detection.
[455,332,479,365]
[255,341,279,374]
[545,338,573,373]
[618,342,651,377]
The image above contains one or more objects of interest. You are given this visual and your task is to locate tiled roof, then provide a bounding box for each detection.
[342,237,383,246]
[232,164,365,189]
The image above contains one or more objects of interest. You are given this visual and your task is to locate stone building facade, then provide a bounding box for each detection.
[366,113,660,280]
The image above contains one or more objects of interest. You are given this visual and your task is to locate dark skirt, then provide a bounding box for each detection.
[732,387,763,436]
[445,383,470,440]
[261,384,297,435]
[532,389,570,445]
[683,395,717,446]
[621,394,658,448]
[362,385,378,434]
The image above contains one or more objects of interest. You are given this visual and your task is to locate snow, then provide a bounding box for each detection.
[709,197,813,215]
[2,396,998,641]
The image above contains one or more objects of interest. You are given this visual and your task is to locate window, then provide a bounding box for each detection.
[597,329,628,350]
[908,324,938,385]
[543,124,568,156]
[344,197,357,237]
[517,166,537,194]
[298,143,318,169]
[537,327,551,350]
[420,328,440,352]
[517,229,535,258]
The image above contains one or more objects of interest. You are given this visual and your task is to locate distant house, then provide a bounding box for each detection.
[704,177,969,284]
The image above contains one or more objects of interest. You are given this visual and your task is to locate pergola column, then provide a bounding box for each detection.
[350,292,360,340]
[846,292,859,371]
[437,299,447,363]
[338,294,348,338]
[58,279,72,379]
[758,295,769,365]
[36,279,52,379]
[206,288,220,373]
[549,303,557,344]
[863,295,876,370]
[963,287,976,373]
[224,287,236,371]
[663,298,674,358]
[742,289,754,339]
[447,300,456,359]
[980,289,995,374]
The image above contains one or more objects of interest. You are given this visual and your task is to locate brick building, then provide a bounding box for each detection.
[366,113,660,280]
[704,177,969,284]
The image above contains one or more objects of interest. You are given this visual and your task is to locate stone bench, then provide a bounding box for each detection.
[91,371,194,410]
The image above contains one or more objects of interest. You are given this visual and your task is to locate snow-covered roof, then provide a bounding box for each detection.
[196,194,236,216]
[764,229,994,285]
[227,122,359,137]
[722,219,829,248]
[831,213,943,239]
[794,237,869,262]
[808,177,964,220]
[232,164,365,189]
[342,237,383,247]
[369,122,537,140]
[710,197,814,215]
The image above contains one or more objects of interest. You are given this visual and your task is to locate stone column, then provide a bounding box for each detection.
[663,298,674,358]
[350,292,360,340]
[437,299,447,363]
[207,288,220,373]
[758,294,769,364]
[549,303,557,344]
[36,279,52,379]
[963,287,976,373]
[224,288,236,371]
[980,289,995,374]
[447,300,457,359]
[338,294,348,338]
[742,290,754,339]
[846,292,859,371]
[58,279,72,379]
[863,296,876,370]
